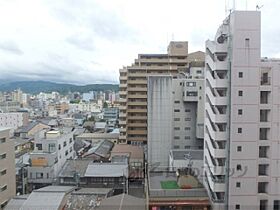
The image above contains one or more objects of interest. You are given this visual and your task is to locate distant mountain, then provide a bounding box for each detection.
[0,81,119,94]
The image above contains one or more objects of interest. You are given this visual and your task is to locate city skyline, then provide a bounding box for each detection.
[0,0,278,85]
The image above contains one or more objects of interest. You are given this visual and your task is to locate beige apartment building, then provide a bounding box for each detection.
[0,128,16,210]
[119,41,204,144]
[204,11,280,210]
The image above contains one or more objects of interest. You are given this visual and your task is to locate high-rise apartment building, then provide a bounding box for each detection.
[0,128,16,210]
[204,11,280,210]
[119,41,204,144]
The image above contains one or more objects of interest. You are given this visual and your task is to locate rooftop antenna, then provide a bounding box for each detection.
[256,4,264,10]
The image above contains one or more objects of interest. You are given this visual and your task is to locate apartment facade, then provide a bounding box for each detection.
[0,128,16,210]
[28,130,75,190]
[147,69,204,166]
[204,11,280,210]
[119,41,205,144]
[0,112,28,132]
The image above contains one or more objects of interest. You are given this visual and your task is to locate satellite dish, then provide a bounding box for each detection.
[217,35,226,44]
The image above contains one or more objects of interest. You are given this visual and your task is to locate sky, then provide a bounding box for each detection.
[0,0,278,85]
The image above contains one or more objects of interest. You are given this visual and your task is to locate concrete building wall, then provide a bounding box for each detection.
[148,76,173,166]
[0,128,16,210]
[0,113,28,133]
[204,10,280,210]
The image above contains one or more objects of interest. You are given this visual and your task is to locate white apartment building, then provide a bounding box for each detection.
[204,11,280,210]
[147,68,205,166]
[68,102,102,113]
[27,130,75,190]
[0,128,16,210]
[0,112,29,134]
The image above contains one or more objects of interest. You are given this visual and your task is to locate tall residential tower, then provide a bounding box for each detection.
[119,41,204,144]
[204,11,280,210]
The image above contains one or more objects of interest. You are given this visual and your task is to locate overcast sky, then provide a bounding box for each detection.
[0,0,278,85]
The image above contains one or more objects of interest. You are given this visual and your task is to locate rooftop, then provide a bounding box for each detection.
[111,144,144,160]
[84,162,128,177]
[97,194,146,210]
[170,149,203,160]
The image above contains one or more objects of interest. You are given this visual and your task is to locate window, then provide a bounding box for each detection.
[237,146,242,152]
[65,150,69,156]
[238,72,243,78]
[36,143,42,150]
[185,109,191,112]
[58,144,61,150]
[238,91,243,96]
[186,82,196,87]
[48,143,56,153]
[258,182,268,193]
[186,91,198,96]
[236,182,241,188]
[173,145,180,149]
[0,138,6,143]
[174,136,180,140]
[260,200,268,210]
[63,141,67,147]
[274,200,280,210]
[174,101,180,104]
[174,118,180,121]
[36,173,43,179]
[260,128,269,140]
[238,109,243,115]
[174,109,180,112]
[0,169,7,176]
[69,138,73,143]
[235,204,240,209]
[185,136,190,140]
[245,38,250,47]
[185,146,191,149]
[237,164,242,171]
[0,185,7,192]
[258,164,269,176]
[238,128,242,133]
[185,118,191,121]
[174,127,180,130]
[0,153,6,159]
[259,146,269,158]
[185,127,191,130]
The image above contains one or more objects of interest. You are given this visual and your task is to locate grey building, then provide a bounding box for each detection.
[147,68,205,167]
[204,10,280,210]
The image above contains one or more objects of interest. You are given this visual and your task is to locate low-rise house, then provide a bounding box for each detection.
[5,186,76,210]
[58,160,128,193]
[15,121,50,139]
[111,144,144,180]
[76,132,119,144]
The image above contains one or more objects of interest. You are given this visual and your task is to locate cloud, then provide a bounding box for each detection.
[0,41,23,55]
[0,0,279,85]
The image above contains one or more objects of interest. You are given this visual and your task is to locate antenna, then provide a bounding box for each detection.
[256,4,264,10]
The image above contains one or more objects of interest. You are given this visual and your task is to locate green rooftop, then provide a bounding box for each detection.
[160,181,179,189]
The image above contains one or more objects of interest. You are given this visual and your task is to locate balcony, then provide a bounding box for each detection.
[127,80,147,85]
[205,134,226,158]
[119,91,127,96]
[127,108,147,113]
[127,101,147,106]
[205,167,225,192]
[205,103,227,124]
[127,130,147,135]
[127,94,146,99]
[127,115,147,120]
[127,87,147,92]
[205,117,227,141]
[119,83,127,88]
[206,70,228,89]
[206,86,228,106]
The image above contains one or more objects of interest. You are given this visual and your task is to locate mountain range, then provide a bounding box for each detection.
[0,81,119,94]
